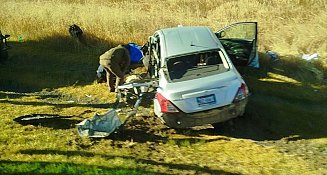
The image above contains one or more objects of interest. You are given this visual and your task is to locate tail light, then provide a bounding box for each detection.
[155,93,179,113]
[233,83,249,102]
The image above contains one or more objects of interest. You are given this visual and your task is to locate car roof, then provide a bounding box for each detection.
[157,26,222,58]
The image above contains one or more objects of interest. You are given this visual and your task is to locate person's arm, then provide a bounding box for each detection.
[122,56,131,74]
[121,48,131,73]
[109,48,125,78]
[109,61,125,78]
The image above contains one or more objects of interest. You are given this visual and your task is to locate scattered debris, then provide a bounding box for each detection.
[14,114,72,123]
[76,110,121,138]
[76,79,158,138]
[302,53,319,61]
[266,50,279,62]
[13,114,78,129]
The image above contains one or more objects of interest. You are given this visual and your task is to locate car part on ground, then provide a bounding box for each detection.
[14,114,73,124]
[13,114,81,130]
[76,78,158,138]
[115,79,158,118]
[76,110,122,138]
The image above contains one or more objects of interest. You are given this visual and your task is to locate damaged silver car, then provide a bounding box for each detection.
[142,22,257,128]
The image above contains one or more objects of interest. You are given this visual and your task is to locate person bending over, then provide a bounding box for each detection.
[99,45,130,92]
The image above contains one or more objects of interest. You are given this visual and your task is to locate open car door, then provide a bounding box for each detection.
[216,22,258,67]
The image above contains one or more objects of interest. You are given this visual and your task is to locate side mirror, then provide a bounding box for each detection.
[5,34,10,39]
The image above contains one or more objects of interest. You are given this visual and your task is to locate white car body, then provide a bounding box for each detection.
[144,22,257,128]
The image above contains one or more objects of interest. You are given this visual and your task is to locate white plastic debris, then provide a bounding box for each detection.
[76,109,121,138]
[302,53,319,61]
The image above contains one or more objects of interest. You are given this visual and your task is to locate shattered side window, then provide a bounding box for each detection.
[167,50,229,82]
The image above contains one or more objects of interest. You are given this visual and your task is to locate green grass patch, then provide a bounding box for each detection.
[0,160,160,175]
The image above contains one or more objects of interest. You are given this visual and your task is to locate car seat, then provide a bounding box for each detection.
[170,60,186,80]
[205,56,219,65]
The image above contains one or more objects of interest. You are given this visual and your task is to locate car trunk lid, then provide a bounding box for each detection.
[163,71,240,113]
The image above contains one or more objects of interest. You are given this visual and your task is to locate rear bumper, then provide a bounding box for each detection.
[161,98,248,128]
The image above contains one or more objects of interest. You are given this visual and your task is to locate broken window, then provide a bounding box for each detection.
[166,50,229,82]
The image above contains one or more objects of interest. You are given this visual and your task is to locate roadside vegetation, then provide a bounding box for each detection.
[0,0,326,174]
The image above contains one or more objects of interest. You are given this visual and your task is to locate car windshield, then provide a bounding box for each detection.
[166,50,230,82]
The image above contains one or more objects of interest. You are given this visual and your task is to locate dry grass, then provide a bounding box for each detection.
[1,0,326,58]
[1,0,327,174]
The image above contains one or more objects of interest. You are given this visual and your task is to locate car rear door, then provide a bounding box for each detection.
[216,22,258,67]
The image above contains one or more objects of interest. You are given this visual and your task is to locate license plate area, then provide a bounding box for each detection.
[197,94,216,106]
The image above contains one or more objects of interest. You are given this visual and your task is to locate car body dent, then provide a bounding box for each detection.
[157,26,223,64]
[149,23,254,128]
[160,99,248,128]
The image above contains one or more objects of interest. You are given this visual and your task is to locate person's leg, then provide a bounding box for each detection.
[100,59,114,91]
[105,68,116,92]
[114,76,125,92]
[116,77,125,87]
[108,63,125,92]
[109,72,116,92]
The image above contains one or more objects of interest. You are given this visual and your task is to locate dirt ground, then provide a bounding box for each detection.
[107,101,327,172]
[10,88,327,174]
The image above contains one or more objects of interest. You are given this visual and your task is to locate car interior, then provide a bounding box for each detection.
[167,51,228,82]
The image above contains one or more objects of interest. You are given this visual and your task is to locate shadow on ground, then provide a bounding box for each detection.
[0,32,120,93]
[0,160,173,175]
[15,149,239,175]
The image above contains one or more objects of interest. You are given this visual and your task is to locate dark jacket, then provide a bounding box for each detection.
[99,45,130,78]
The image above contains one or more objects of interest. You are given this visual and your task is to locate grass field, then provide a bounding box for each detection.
[1,0,327,174]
